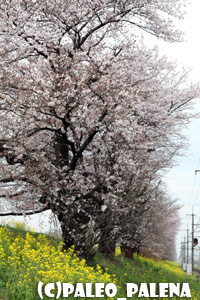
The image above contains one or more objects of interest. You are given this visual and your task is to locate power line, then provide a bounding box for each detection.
[192,169,200,208]
[188,157,200,211]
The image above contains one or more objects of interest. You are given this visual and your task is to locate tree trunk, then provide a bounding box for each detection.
[98,240,116,255]
[59,212,95,260]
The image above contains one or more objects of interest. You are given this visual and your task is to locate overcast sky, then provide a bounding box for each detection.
[155,0,200,257]
[126,0,200,256]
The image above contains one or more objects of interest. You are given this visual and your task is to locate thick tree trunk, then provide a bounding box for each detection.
[121,246,134,258]
[61,223,90,258]
[121,245,140,258]
[98,240,116,255]
[59,212,95,260]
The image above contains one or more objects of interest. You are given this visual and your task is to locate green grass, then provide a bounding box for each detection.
[94,253,200,299]
[0,221,62,247]
[0,223,199,299]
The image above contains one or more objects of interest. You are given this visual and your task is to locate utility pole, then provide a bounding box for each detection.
[195,170,200,271]
[192,211,194,270]
[192,212,194,272]
[180,241,185,267]
[181,238,186,264]
[187,227,189,264]
[187,208,196,271]
[184,236,186,262]
[184,226,189,264]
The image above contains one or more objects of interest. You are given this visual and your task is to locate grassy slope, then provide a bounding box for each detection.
[0,225,199,299]
[93,253,200,299]
[0,224,62,300]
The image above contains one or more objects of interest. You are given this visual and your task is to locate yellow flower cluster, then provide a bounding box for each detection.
[1,226,200,300]
[131,254,200,300]
[135,255,186,278]
[0,227,114,300]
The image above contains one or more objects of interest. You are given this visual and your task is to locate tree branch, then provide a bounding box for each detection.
[77,10,131,49]
[0,206,50,217]
[69,107,107,170]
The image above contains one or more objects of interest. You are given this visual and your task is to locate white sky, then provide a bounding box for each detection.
[123,0,200,258]
[154,0,200,258]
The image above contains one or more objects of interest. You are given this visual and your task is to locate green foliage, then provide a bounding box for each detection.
[0,225,199,299]
[0,226,114,300]
[94,253,200,299]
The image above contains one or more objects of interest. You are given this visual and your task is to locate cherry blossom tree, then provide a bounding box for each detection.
[0,0,198,258]
[139,189,181,261]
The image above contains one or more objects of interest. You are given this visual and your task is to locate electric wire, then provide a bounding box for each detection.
[188,156,200,211]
